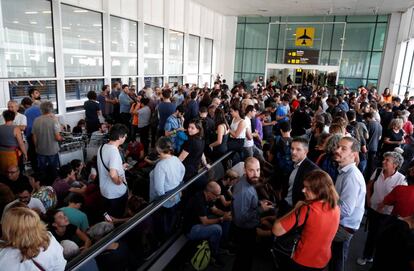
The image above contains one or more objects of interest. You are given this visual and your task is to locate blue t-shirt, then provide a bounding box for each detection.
[276,104,289,123]
[24,105,42,137]
[158,102,176,130]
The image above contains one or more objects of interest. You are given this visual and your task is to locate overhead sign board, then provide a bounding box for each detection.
[284,50,319,65]
[295,27,315,47]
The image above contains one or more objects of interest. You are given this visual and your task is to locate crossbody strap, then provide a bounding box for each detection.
[32,259,46,271]
[99,144,110,172]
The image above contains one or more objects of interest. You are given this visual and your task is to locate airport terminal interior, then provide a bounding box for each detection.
[1,0,414,270]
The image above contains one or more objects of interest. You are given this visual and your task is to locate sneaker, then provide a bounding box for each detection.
[356,257,373,265]
[211,256,226,268]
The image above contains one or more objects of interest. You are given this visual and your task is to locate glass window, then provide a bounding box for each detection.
[377,15,389,23]
[235,49,243,72]
[236,24,245,48]
[244,24,268,48]
[343,23,375,51]
[237,17,246,23]
[203,38,213,74]
[368,52,382,79]
[320,51,330,65]
[367,79,378,88]
[340,78,367,90]
[346,15,377,22]
[9,80,57,105]
[269,24,279,49]
[0,0,55,78]
[201,74,212,87]
[329,51,341,66]
[186,75,198,85]
[267,50,277,64]
[110,16,137,76]
[61,5,103,77]
[331,23,345,50]
[373,23,387,51]
[144,76,163,88]
[270,17,281,23]
[168,76,183,86]
[168,30,184,75]
[243,49,266,74]
[65,79,104,101]
[188,35,200,74]
[246,17,269,23]
[322,24,333,50]
[144,24,164,75]
[340,51,370,78]
[233,72,242,85]
[401,40,414,87]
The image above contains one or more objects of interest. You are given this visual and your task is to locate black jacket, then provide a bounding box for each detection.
[291,157,319,205]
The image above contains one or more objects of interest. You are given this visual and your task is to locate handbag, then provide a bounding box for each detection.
[271,204,311,267]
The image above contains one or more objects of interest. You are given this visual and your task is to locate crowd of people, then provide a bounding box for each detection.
[0,77,414,271]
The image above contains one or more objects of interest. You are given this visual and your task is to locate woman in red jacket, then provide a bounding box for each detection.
[273,170,340,271]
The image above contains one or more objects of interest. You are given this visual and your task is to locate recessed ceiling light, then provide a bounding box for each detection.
[73,9,88,13]
[25,11,38,14]
[30,21,38,25]
[12,20,19,24]
[42,11,51,14]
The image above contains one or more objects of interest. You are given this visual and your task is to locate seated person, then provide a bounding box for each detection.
[30,172,57,211]
[125,139,145,163]
[60,193,89,231]
[2,182,46,222]
[215,169,239,213]
[53,164,86,207]
[47,209,91,251]
[183,181,232,267]
[73,119,86,134]
[70,159,86,183]
[0,165,30,194]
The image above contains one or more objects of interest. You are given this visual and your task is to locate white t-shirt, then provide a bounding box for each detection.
[370,170,407,214]
[243,117,254,148]
[97,144,127,199]
[0,112,27,126]
[0,233,66,271]
[2,198,46,223]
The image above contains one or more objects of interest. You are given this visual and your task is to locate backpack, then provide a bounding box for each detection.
[191,240,211,271]
[274,136,294,174]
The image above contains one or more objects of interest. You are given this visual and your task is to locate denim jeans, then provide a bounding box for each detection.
[330,234,353,271]
[186,224,222,256]
[37,153,60,170]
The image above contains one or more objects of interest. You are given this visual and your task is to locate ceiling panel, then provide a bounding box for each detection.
[193,0,414,16]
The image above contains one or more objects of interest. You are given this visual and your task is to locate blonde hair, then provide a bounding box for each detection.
[1,207,50,261]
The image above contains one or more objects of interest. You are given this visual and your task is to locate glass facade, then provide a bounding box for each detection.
[394,39,414,95]
[0,0,55,78]
[234,15,389,90]
[110,16,137,76]
[61,4,103,77]
[167,30,184,75]
[144,24,164,75]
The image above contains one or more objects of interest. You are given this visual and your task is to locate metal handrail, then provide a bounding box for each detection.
[65,151,233,270]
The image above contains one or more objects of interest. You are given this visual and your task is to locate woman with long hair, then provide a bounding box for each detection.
[272,170,340,271]
[228,103,247,152]
[208,108,230,160]
[0,207,66,270]
[179,119,209,182]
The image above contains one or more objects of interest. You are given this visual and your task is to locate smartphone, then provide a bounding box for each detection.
[103,212,113,222]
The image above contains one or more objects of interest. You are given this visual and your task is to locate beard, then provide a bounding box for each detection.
[246,175,260,185]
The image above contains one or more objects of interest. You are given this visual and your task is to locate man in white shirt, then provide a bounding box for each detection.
[0,100,27,131]
[97,123,129,217]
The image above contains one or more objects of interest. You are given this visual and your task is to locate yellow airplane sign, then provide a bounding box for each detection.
[295,27,315,47]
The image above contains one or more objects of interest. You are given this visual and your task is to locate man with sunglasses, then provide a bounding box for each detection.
[184,181,231,267]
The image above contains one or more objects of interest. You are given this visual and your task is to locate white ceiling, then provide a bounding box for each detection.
[192,0,414,16]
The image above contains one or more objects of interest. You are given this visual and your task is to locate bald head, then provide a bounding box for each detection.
[206,181,221,195]
[244,157,260,185]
